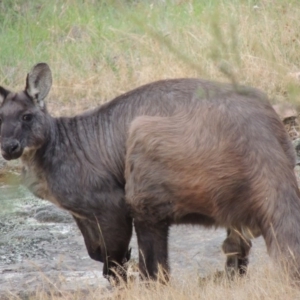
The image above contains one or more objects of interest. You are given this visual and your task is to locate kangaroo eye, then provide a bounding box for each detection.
[22,114,33,122]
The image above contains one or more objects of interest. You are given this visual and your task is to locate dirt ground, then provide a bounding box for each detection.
[0,178,270,299]
[4,161,300,299]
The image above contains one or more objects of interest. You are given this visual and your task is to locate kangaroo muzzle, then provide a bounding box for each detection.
[1,139,22,160]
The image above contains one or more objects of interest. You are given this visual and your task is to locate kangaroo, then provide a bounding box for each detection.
[0,63,296,283]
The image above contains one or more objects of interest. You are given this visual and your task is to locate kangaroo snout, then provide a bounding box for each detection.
[1,139,22,160]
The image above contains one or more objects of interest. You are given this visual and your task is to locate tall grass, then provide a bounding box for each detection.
[0,0,300,115]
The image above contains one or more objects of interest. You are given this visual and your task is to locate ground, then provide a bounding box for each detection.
[0,174,269,299]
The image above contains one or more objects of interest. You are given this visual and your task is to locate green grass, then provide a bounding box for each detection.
[0,0,299,112]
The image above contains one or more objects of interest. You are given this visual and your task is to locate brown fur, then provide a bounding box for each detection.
[125,91,300,280]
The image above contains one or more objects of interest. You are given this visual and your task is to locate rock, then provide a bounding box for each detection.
[273,102,300,140]
[34,205,73,223]
[10,229,53,242]
[273,102,298,120]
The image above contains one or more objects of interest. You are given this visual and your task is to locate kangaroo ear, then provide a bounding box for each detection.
[0,86,10,106]
[26,63,52,109]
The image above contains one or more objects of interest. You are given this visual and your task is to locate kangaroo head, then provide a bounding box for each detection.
[0,63,52,160]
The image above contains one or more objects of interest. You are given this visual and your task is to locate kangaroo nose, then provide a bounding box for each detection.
[10,140,20,153]
[1,139,21,160]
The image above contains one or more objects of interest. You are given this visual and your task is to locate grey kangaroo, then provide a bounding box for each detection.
[0,63,298,283]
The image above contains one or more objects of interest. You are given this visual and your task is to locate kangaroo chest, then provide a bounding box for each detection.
[21,164,62,206]
[21,161,89,220]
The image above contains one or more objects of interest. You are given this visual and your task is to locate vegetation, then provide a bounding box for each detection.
[1,0,300,298]
[0,0,300,115]
[7,264,300,299]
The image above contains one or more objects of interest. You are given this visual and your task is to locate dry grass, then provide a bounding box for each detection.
[1,1,300,116]
[110,268,299,300]
[44,0,300,117]
[4,263,300,300]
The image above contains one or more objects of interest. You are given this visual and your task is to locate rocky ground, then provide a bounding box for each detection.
[0,169,270,299]
[5,155,299,298]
